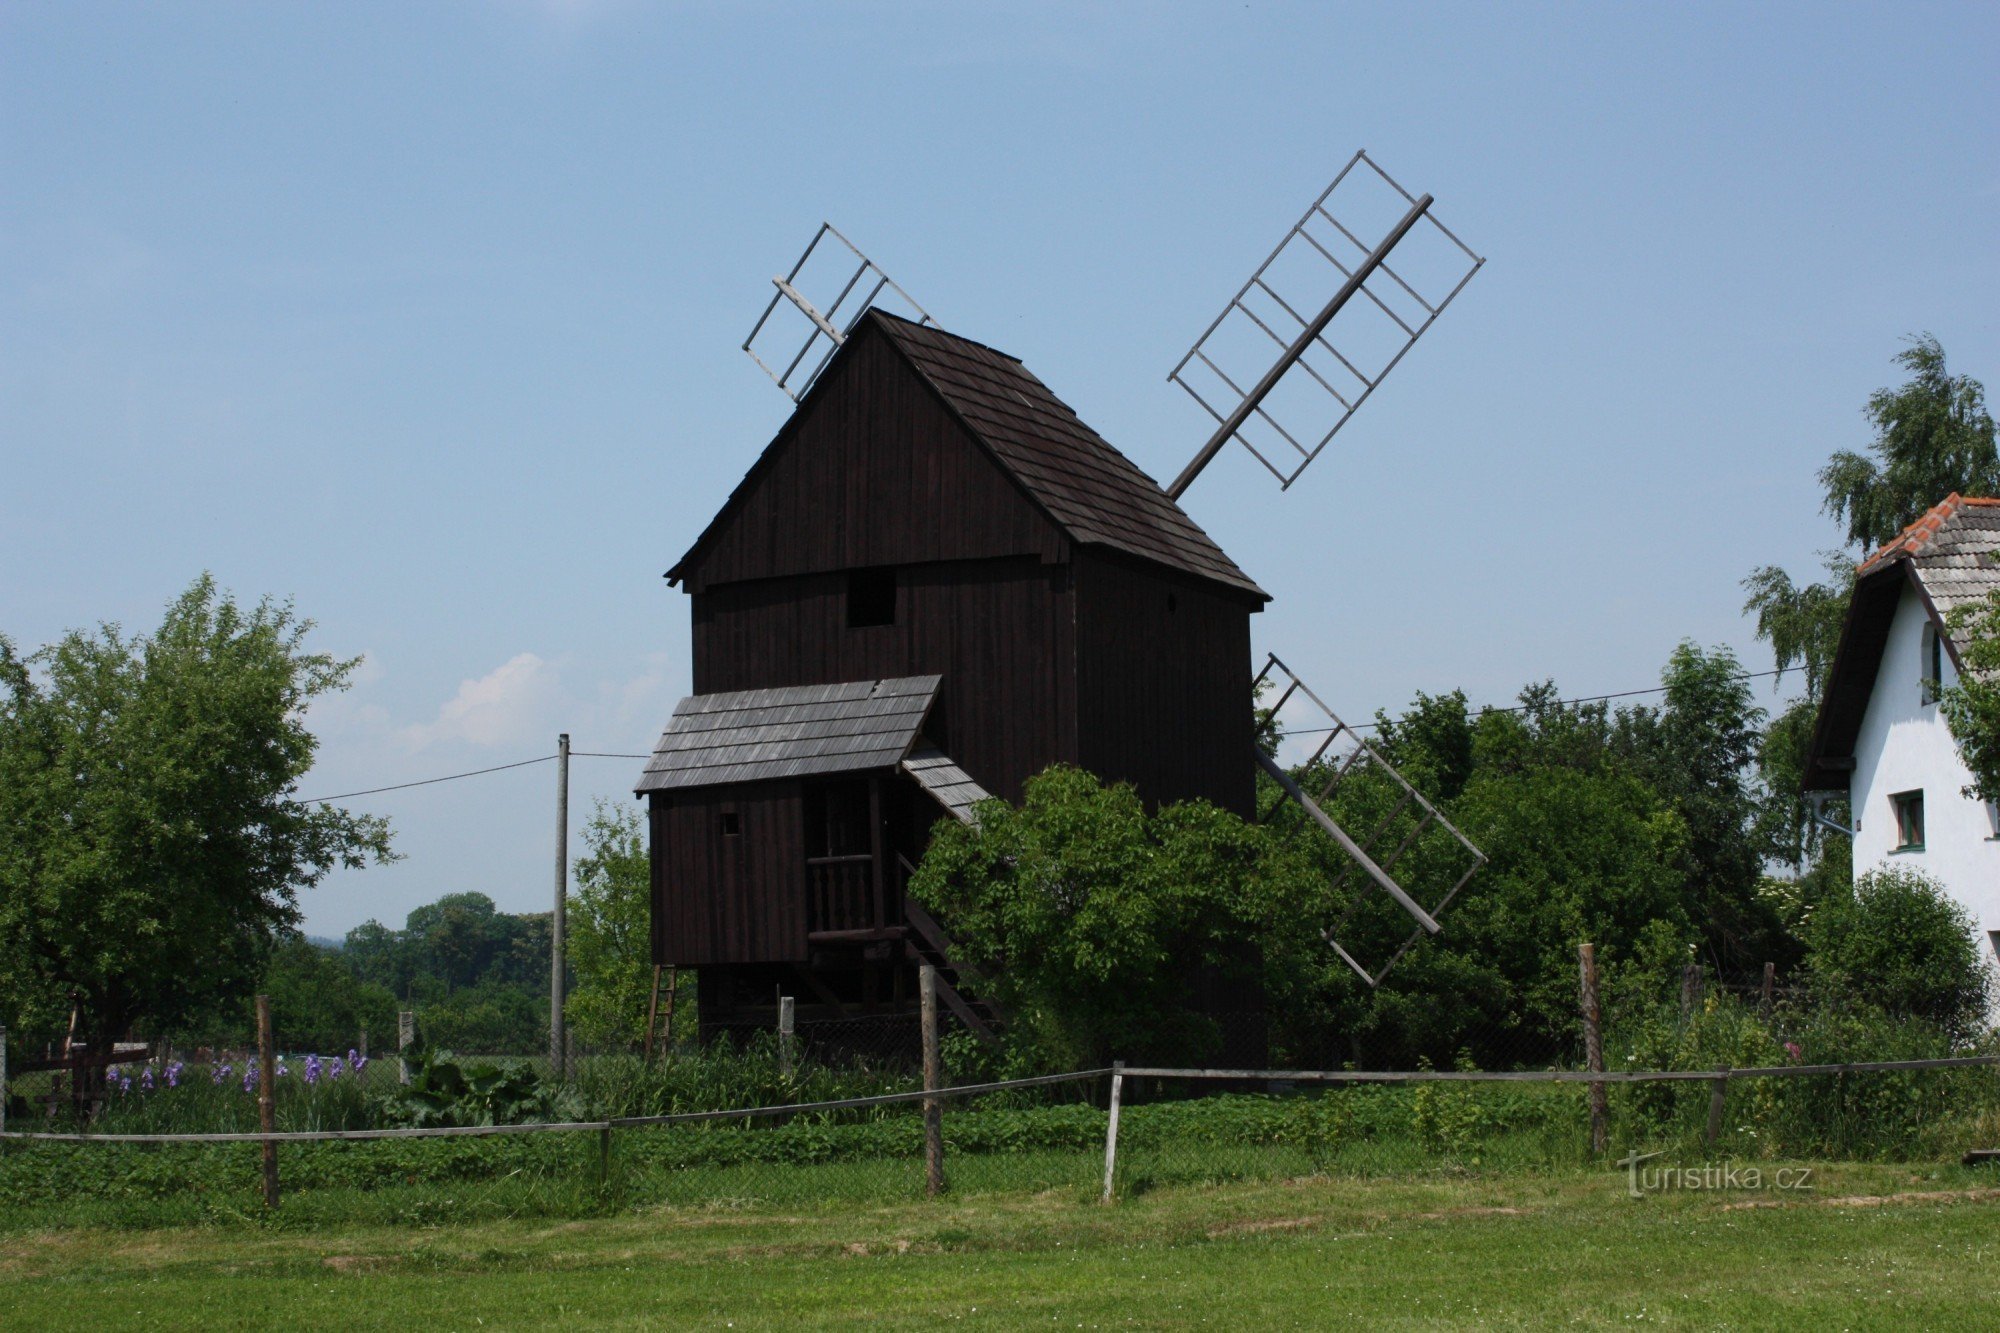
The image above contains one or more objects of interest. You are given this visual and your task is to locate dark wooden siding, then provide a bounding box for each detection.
[1072,548,1256,818]
[651,782,808,966]
[691,555,1077,805]
[676,328,1064,593]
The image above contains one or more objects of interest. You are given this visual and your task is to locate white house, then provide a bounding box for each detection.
[1805,493,2000,952]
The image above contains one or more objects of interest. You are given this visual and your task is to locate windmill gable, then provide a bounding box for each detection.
[671,311,1267,602]
[669,318,1066,595]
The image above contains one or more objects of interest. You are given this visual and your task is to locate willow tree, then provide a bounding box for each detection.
[0,576,392,1066]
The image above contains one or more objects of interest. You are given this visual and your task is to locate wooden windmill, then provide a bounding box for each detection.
[639,152,1485,1048]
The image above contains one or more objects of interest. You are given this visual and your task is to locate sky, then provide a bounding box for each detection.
[3,2,1996,939]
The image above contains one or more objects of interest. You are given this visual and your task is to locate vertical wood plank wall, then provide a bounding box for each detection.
[691,556,1077,806]
[652,782,807,965]
[1073,548,1257,818]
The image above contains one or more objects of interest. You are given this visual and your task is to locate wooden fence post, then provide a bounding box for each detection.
[256,995,279,1209]
[1680,963,1701,1022]
[398,1010,414,1085]
[598,1124,613,1187]
[1705,1069,1729,1149]
[1578,943,1608,1157]
[779,996,796,1079]
[920,965,945,1197]
[1101,1061,1125,1203]
[1758,962,1776,1023]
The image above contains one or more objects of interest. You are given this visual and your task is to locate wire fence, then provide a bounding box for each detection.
[7,955,2000,1228]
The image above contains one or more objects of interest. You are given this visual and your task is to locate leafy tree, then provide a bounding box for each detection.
[1819,335,1999,551]
[1805,866,1990,1042]
[0,576,393,1059]
[564,801,654,1049]
[259,935,398,1053]
[1940,590,2000,806]
[1612,642,1788,968]
[909,766,1277,1068]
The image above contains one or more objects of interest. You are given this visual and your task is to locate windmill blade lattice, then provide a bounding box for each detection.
[744,222,934,402]
[1168,151,1483,497]
[1254,654,1486,988]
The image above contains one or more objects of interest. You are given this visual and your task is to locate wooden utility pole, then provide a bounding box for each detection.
[920,964,945,1197]
[551,732,570,1081]
[256,995,279,1209]
[397,1010,414,1085]
[1578,943,1608,1157]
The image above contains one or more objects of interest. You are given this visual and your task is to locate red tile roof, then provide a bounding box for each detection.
[1857,492,2000,576]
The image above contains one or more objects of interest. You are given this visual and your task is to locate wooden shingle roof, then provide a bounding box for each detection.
[635,676,940,794]
[870,314,1266,600]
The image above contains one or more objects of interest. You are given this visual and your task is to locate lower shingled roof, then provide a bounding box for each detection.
[635,676,941,794]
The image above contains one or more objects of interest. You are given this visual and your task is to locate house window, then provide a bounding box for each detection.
[1921,624,1943,705]
[720,812,740,837]
[846,568,896,628]
[1891,790,1925,852]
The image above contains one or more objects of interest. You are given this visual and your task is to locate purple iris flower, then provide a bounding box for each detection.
[326,1057,345,1081]
[304,1054,321,1085]
[243,1064,258,1093]
[214,1062,232,1085]
[166,1061,183,1088]
[140,1066,155,1092]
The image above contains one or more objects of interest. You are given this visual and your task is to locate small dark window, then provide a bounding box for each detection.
[1891,790,1924,852]
[720,812,740,837]
[1922,625,1943,705]
[847,568,896,628]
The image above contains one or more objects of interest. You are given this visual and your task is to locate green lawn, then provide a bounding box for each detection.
[4,1162,1999,1328]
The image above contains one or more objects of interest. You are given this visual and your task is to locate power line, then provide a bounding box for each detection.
[298,755,554,805]
[299,665,1798,798]
[1274,668,1791,738]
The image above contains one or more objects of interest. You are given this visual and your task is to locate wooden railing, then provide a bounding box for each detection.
[806,854,878,934]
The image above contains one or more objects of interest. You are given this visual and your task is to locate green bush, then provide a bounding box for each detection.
[1805,866,1991,1040]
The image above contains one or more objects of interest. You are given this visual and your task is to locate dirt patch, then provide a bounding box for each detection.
[1411,1206,1528,1222]
[321,1254,379,1272]
[1206,1216,1320,1238]
[1722,1188,2000,1213]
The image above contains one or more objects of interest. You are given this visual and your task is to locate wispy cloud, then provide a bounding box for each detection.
[401,652,562,750]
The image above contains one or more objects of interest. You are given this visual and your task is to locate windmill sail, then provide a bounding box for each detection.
[1168,151,1483,498]
[1254,654,1486,988]
[744,222,933,402]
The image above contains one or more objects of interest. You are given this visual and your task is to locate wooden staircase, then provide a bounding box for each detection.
[897,855,1007,1044]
